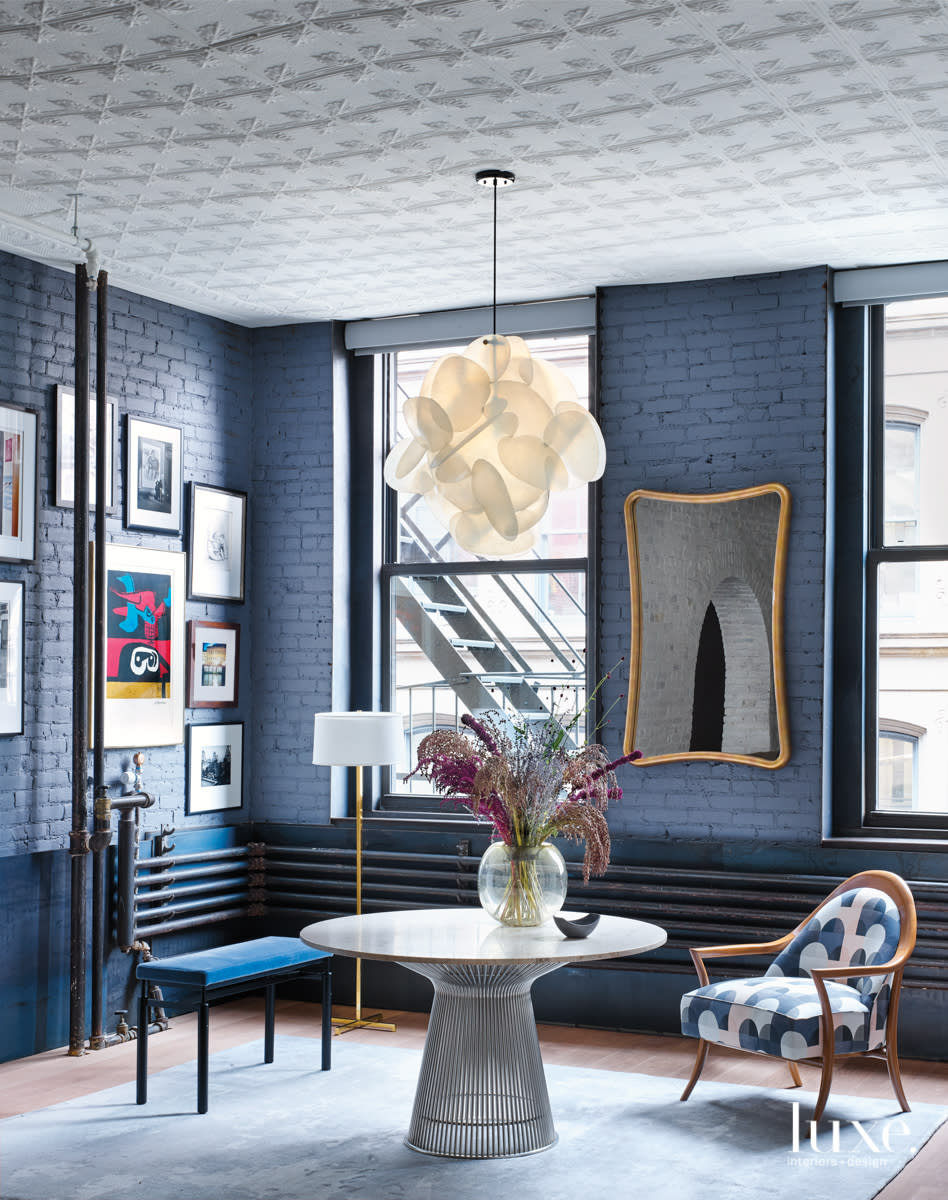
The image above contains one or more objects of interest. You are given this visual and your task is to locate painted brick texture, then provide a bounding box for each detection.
[597,268,829,844]
[0,251,255,855]
[250,324,334,824]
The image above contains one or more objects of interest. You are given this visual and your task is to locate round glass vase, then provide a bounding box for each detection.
[477,841,568,927]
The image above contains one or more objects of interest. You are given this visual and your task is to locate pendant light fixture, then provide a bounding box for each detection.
[383,169,606,557]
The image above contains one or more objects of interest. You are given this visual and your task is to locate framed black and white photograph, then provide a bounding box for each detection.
[187,619,239,708]
[93,543,186,748]
[186,721,243,814]
[0,580,24,735]
[54,386,116,511]
[125,416,183,534]
[0,402,39,563]
[188,484,247,603]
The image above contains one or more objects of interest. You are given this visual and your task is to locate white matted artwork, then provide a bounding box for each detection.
[187,619,239,708]
[0,579,24,735]
[0,403,39,562]
[188,484,246,602]
[55,386,116,511]
[186,721,243,813]
[93,543,186,748]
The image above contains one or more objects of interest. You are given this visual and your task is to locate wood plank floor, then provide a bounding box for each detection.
[1,999,945,1197]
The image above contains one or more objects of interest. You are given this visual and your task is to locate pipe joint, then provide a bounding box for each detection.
[69,829,90,857]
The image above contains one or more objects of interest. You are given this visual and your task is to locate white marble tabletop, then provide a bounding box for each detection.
[300,907,667,966]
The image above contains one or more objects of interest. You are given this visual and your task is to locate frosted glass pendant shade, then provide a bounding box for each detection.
[384,334,606,556]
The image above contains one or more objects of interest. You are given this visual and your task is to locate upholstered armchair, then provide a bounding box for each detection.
[679,870,917,1120]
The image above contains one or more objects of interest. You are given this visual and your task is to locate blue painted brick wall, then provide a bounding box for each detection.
[250,323,334,824]
[597,268,829,845]
[0,250,255,855]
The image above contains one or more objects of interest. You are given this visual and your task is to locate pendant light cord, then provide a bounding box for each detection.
[492,177,498,336]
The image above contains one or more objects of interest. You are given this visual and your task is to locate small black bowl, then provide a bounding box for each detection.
[553,912,601,939]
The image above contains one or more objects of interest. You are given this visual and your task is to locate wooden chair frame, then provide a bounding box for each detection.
[679,870,917,1121]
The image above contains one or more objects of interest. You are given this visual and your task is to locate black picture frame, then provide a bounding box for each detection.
[186,721,244,814]
[188,484,247,603]
[125,415,183,534]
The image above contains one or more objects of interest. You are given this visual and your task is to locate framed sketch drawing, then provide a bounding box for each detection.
[186,722,244,814]
[125,416,183,534]
[55,386,116,511]
[0,580,24,735]
[623,483,791,769]
[94,543,185,747]
[0,403,38,563]
[187,619,239,708]
[188,484,246,602]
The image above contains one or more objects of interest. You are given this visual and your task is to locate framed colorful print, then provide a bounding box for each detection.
[125,416,183,534]
[54,386,116,511]
[186,722,244,814]
[0,403,38,563]
[188,484,247,603]
[0,580,25,735]
[187,619,239,708]
[94,543,185,747]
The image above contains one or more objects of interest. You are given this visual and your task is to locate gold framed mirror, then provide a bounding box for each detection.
[623,483,791,769]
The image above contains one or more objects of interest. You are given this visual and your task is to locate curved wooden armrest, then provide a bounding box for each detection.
[811,958,907,982]
[688,934,794,986]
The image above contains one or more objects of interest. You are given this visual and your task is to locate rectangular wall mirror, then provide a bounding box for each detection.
[623,483,791,769]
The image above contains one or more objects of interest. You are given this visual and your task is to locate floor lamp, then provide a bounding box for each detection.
[312,710,402,1034]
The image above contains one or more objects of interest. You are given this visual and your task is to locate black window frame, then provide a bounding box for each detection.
[832,303,948,840]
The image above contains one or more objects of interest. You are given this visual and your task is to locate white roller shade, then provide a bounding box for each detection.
[833,261,948,306]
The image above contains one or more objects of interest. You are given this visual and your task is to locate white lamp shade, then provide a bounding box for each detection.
[312,711,403,767]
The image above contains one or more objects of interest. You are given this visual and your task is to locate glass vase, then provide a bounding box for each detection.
[477,841,568,927]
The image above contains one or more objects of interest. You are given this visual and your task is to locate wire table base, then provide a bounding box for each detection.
[404,961,560,1158]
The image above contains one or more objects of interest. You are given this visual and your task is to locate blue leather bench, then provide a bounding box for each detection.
[136,936,332,1113]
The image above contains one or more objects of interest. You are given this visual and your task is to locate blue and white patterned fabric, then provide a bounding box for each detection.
[680,887,901,1061]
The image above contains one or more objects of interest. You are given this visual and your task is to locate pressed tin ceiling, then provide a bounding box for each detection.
[2,0,948,327]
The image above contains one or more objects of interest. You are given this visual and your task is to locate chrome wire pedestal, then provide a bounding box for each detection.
[405,961,559,1158]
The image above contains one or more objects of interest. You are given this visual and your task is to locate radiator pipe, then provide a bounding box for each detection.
[134,891,250,921]
[133,908,250,939]
[134,877,250,904]
[135,862,250,886]
[135,847,249,870]
[68,261,92,1057]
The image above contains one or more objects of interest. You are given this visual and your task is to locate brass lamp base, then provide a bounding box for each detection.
[331,1012,398,1035]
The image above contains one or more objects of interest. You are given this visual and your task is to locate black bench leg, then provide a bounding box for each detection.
[197,1000,210,1114]
[136,984,149,1105]
[321,965,332,1071]
[264,984,276,1064]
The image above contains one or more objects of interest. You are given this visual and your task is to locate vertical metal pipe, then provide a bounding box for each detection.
[68,262,92,1056]
[90,270,110,1048]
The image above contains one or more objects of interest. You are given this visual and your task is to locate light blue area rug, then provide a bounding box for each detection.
[1,1037,944,1200]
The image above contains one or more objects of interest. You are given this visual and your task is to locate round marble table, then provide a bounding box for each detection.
[300,907,667,1159]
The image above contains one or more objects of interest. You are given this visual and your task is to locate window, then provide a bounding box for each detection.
[833,296,948,836]
[877,724,922,811]
[379,335,595,809]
